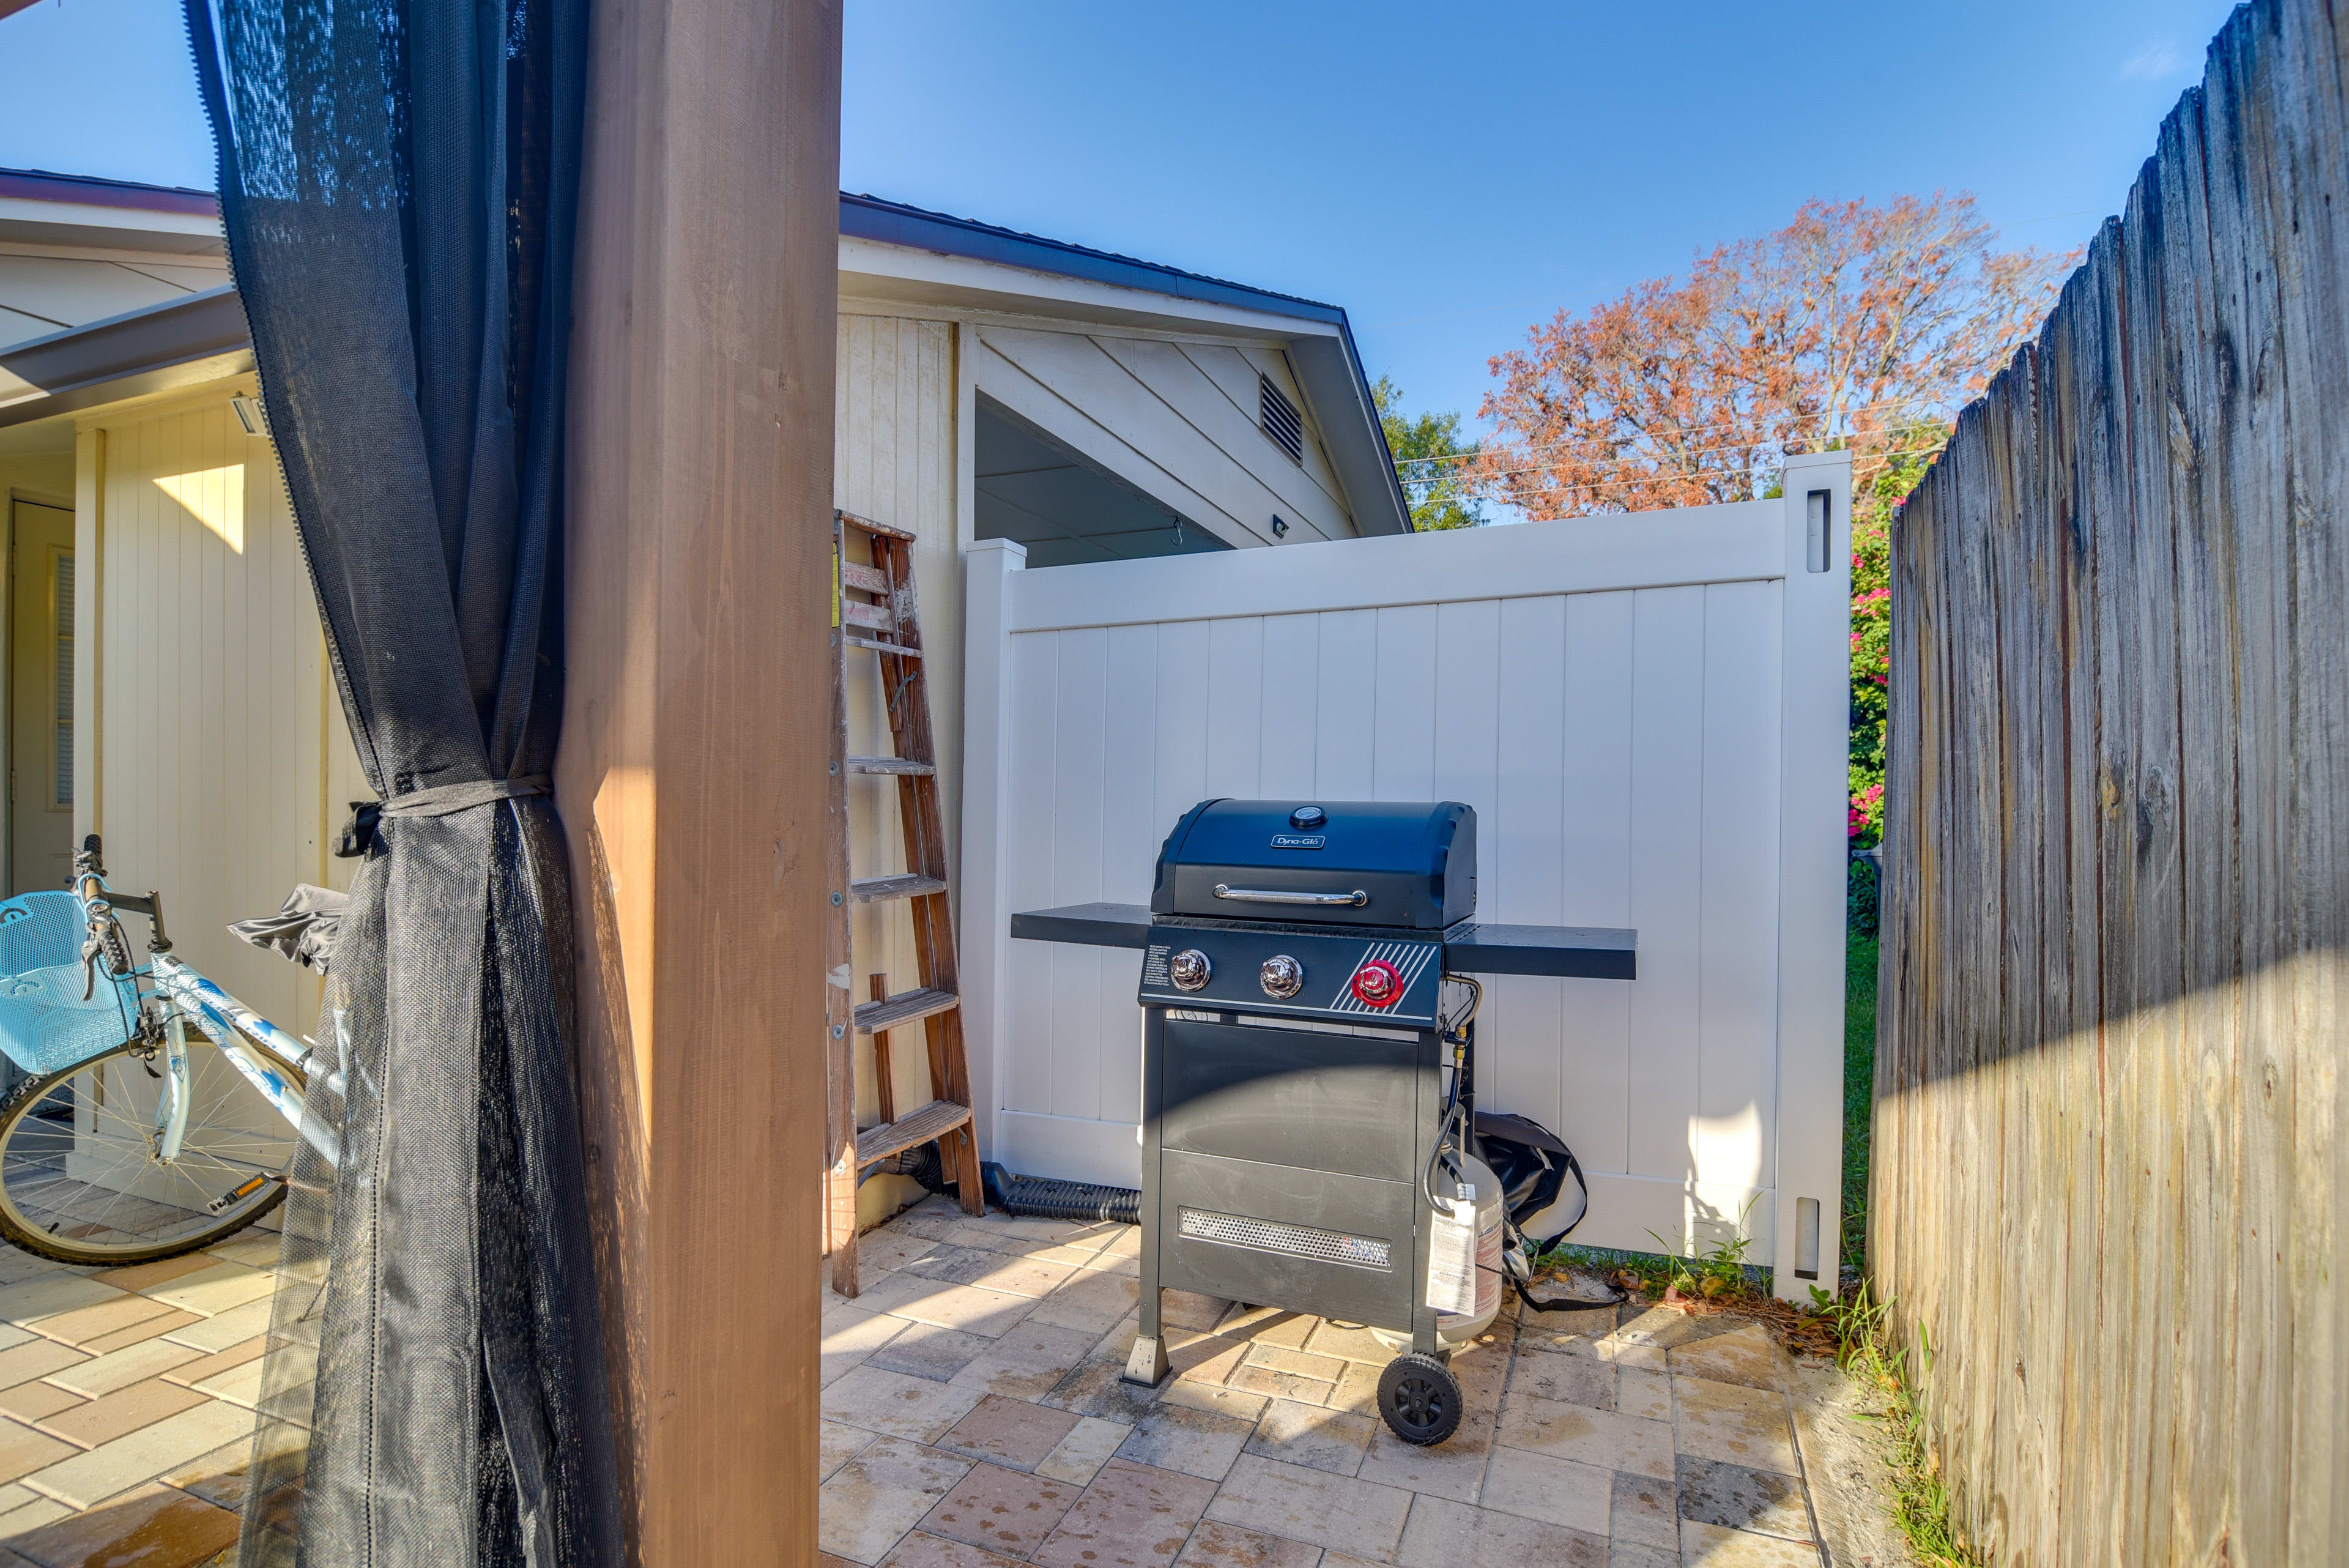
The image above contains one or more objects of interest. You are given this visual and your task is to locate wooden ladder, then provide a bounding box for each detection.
[825,509,984,1298]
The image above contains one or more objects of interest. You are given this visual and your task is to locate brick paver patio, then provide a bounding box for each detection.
[0,1229,292,1568]
[823,1195,1836,1568]
[0,1189,1848,1567]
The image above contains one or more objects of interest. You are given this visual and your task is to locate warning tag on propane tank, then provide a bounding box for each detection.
[1424,1206,1479,1317]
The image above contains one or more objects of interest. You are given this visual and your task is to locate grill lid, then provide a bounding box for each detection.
[1149,799,1475,929]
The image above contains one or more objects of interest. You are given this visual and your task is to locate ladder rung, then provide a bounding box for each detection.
[855,986,960,1034]
[844,600,894,633]
[844,636,922,659]
[837,508,918,543]
[841,560,889,593]
[847,756,935,776]
[850,874,948,904]
[857,1099,973,1165]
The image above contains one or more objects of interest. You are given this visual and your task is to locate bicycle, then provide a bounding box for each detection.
[0,834,335,1265]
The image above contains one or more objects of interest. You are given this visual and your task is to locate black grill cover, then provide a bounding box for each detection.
[1150,800,1475,929]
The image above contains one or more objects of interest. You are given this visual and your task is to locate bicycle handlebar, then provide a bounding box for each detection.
[67,836,167,998]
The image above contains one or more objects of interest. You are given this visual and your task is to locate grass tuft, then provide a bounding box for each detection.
[1808,1284,1982,1566]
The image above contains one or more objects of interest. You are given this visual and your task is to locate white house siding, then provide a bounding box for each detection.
[834,312,958,1125]
[971,326,1353,549]
[0,253,229,355]
[75,392,363,1043]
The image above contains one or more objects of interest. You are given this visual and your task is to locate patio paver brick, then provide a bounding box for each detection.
[1353,1424,1490,1503]
[937,1396,1082,1471]
[78,1311,204,1358]
[918,1462,1077,1558]
[824,1367,989,1445]
[0,1342,86,1394]
[1113,1403,1253,1482]
[44,1336,202,1399]
[1673,1376,1798,1474]
[37,1376,209,1449]
[1170,1520,1319,1568]
[0,1383,82,1425]
[1674,1453,1815,1544]
[0,1421,76,1486]
[820,1437,978,1567]
[878,1533,1025,1568]
[1395,1495,1608,1568]
[1511,1345,1617,1410]
[1035,1458,1215,1568]
[19,1399,253,1508]
[1033,1416,1130,1488]
[1202,1454,1412,1561]
[1241,1399,1373,1477]
[1477,1444,1611,1532]
[142,1263,277,1318]
[872,1324,998,1383]
[1495,1392,1675,1479]
[2,1480,239,1568]
[949,1323,1102,1403]
[1675,1519,1822,1566]
[1609,1465,1679,1548]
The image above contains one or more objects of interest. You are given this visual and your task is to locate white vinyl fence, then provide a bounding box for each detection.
[960,453,1852,1296]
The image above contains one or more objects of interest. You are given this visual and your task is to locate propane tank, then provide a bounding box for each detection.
[1372,1153,1505,1353]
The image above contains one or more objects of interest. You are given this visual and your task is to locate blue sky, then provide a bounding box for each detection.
[2,0,2241,431]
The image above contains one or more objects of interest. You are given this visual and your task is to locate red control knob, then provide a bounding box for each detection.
[1350,959,1402,1008]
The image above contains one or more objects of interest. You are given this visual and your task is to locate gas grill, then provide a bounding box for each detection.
[1012,799,1636,1446]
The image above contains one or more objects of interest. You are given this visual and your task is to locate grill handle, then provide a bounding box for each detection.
[1210,884,1369,908]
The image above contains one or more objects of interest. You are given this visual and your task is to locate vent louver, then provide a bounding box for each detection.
[1259,375,1304,463]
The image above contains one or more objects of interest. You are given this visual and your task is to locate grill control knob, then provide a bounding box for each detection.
[1168,949,1213,992]
[1350,959,1402,1008]
[1260,954,1304,999]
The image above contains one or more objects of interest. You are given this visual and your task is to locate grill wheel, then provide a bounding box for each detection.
[1377,1351,1464,1446]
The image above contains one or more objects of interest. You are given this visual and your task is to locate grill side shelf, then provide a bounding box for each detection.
[1440,923,1637,980]
[1009,902,1152,948]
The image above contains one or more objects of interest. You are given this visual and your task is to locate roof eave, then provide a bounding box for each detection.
[0,285,251,428]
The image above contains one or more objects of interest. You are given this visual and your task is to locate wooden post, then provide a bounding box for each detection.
[555,0,841,1562]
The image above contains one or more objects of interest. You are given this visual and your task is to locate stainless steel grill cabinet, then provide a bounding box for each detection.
[1012,799,1635,1445]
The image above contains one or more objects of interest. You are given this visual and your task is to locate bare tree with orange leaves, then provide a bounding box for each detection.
[1462,193,2073,518]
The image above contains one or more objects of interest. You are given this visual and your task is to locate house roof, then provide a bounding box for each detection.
[841,193,1345,327]
[0,185,1411,532]
[0,168,221,218]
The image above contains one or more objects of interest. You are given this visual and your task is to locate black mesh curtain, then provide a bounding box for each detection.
[183,3,622,1566]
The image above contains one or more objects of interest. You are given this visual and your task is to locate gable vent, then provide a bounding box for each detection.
[1259,375,1304,463]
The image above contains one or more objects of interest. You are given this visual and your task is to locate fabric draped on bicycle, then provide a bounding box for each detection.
[0,891,141,1076]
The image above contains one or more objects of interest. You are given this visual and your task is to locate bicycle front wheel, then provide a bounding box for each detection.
[0,1035,296,1265]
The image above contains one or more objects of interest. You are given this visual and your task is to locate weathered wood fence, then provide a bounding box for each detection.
[1876,1,2348,1562]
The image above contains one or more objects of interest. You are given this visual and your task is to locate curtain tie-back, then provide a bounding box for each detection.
[378,776,554,819]
[338,778,552,858]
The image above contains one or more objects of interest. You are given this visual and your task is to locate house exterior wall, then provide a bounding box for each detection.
[835,311,960,1126]
[71,386,365,1044]
[969,324,1353,548]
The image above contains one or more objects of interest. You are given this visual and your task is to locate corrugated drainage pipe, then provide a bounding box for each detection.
[981,1162,1140,1225]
